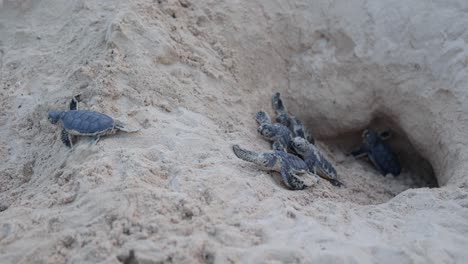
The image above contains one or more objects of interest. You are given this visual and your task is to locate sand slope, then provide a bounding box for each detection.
[1,0,468,263]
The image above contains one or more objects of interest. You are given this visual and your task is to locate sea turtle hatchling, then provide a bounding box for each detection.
[255,111,295,152]
[272,92,315,144]
[232,144,321,190]
[48,95,138,148]
[291,137,343,187]
[351,128,401,176]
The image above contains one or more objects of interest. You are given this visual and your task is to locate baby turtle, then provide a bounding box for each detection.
[255,111,294,151]
[232,144,320,190]
[291,137,343,187]
[351,128,401,176]
[48,95,138,148]
[272,92,314,144]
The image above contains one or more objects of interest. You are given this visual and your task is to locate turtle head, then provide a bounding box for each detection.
[379,129,392,141]
[48,111,63,124]
[257,124,276,140]
[258,153,276,169]
[362,128,380,146]
[291,137,310,155]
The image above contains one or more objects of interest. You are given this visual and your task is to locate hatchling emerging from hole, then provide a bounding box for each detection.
[291,137,343,187]
[255,111,295,152]
[232,144,320,190]
[48,95,139,148]
[351,128,401,176]
[272,92,315,144]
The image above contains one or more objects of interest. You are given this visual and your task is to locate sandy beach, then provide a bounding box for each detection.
[1,0,468,263]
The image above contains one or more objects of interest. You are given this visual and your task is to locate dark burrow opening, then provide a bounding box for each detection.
[323,112,439,189]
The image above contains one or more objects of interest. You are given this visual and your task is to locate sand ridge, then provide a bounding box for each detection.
[1,0,468,263]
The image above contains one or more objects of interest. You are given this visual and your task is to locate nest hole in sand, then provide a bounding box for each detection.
[254,91,439,204]
[321,112,439,195]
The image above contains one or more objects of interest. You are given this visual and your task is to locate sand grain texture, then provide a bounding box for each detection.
[1,0,468,263]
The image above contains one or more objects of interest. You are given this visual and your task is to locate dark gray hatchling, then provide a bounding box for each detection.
[255,111,295,152]
[232,144,320,190]
[291,137,343,187]
[48,95,138,148]
[272,92,315,144]
[351,128,401,176]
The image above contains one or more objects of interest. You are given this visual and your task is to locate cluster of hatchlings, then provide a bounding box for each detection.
[232,93,401,190]
[48,93,400,191]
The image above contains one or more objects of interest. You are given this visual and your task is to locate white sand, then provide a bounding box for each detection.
[1,0,468,263]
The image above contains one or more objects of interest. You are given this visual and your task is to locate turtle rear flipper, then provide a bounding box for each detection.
[114,120,140,133]
[291,118,305,138]
[327,179,344,187]
[117,127,140,133]
[255,111,271,125]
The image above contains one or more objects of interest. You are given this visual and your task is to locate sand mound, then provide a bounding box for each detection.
[1,0,468,263]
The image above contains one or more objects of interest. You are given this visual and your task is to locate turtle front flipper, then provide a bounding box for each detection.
[272,92,287,114]
[255,111,271,125]
[327,179,344,187]
[305,133,315,145]
[272,93,314,144]
[280,168,308,190]
[272,93,291,127]
[61,128,73,148]
[350,146,368,159]
[291,117,315,145]
[315,154,338,179]
[233,145,277,170]
[316,167,344,187]
[69,94,82,110]
[232,145,262,164]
